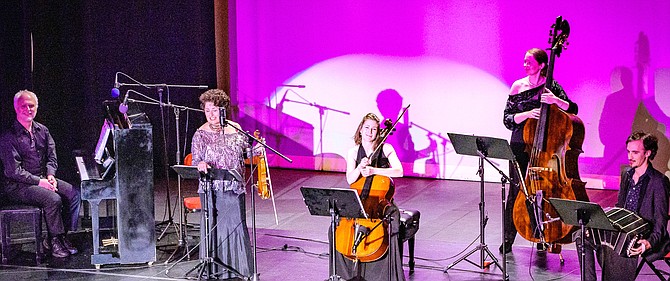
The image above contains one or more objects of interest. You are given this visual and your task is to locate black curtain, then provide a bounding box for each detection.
[0,0,217,183]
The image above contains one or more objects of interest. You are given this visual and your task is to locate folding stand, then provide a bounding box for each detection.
[300,186,368,281]
[172,165,245,280]
[548,198,616,281]
[444,133,515,280]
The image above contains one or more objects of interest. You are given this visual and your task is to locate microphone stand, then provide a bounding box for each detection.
[115,71,208,90]
[282,98,349,170]
[408,122,450,178]
[221,118,292,281]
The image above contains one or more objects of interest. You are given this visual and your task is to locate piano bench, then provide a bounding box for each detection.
[0,204,43,264]
[398,208,420,274]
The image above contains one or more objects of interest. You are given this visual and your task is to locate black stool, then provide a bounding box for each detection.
[398,208,420,274]
[0,204,43,264]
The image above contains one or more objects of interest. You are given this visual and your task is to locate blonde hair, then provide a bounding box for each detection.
[353,113,381,146]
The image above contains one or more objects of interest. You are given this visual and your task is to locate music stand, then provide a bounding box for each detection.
[445,133,514,280]
[548,198,616,281]
[171,165,245,280]
[300,187,368,281]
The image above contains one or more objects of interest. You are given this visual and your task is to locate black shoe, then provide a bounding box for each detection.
[60,236,78,255]
[42,236,51,251]
[499,241,513,254]
[537,242,548,252]
[50,236,70,258]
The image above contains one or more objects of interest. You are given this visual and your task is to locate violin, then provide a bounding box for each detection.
[335,106,408,262]
[251,130,279,224]
[253,130,272,199]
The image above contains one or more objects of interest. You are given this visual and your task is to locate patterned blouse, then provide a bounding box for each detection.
[503,81,577,145]
[191,129,250,194]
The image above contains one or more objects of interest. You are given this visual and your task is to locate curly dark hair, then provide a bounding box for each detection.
[626,131,659,160]
[199,89,230,109]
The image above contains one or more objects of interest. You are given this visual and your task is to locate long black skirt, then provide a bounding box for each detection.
[199,190,253,279]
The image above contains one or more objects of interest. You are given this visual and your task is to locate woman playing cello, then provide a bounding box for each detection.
[335,112,405,281]
[501,48,579,254]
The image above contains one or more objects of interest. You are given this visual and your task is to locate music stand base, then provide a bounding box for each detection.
[184,257,246,281]
[444,244,505,276]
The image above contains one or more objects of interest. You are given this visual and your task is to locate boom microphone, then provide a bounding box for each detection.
[111,73,121,98]
[118,91,130,114]
[351,224,370,255]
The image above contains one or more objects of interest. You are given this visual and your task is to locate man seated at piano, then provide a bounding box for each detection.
[575,131,670,281]
[191,89,253,278]
[0,90,81,258]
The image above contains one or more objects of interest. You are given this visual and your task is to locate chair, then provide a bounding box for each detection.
[635,249,670,280]
[182,154,202,227]
[398,208,420,274]
[0,202,43,264]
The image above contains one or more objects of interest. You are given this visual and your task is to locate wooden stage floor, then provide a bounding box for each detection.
[0,168,666,280]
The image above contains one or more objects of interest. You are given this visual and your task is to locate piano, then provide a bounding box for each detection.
[79,102,155,267]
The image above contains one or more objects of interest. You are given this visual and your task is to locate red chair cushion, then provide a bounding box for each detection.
[184,197,202,210]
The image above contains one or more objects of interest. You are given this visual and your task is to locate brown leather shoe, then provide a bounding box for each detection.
[50,236,70,258]
[60,236,78,255]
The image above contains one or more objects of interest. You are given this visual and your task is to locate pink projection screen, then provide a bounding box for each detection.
[235,1,670,189]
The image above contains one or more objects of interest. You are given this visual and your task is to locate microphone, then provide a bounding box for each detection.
[219,107,227,128]
[111,73,120,98]
[280,84,306,88]
[351,224,370,255]
[118,91,130,114]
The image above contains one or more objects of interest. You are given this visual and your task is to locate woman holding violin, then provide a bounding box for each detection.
[335,112,405,281]
[501,48,579,254]
[191,89,253,278]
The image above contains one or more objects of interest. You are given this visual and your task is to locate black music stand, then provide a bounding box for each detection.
[171,165,245,280]
[300,187,368,281]
[445,133,514,280]
[549,198,616,281]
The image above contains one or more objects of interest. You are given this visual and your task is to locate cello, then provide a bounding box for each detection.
[512,17,589,249]
[335,108,408,262]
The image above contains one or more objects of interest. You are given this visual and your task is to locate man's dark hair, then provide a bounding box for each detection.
[626,131,658,160]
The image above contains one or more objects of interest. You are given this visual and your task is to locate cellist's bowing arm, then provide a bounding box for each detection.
[365,144,403,179]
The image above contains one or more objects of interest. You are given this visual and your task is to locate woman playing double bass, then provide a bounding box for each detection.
[501,48,579,254]
[335,112,405,281]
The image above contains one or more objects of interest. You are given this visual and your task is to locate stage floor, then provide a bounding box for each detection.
[0,168,666,280]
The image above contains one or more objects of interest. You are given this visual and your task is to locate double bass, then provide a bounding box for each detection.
[512,17,589,248]
[335,108,408,262]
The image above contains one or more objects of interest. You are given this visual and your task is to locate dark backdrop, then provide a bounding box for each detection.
[0,1,218,183]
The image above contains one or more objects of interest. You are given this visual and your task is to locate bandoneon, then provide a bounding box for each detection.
[590,207,651,257]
